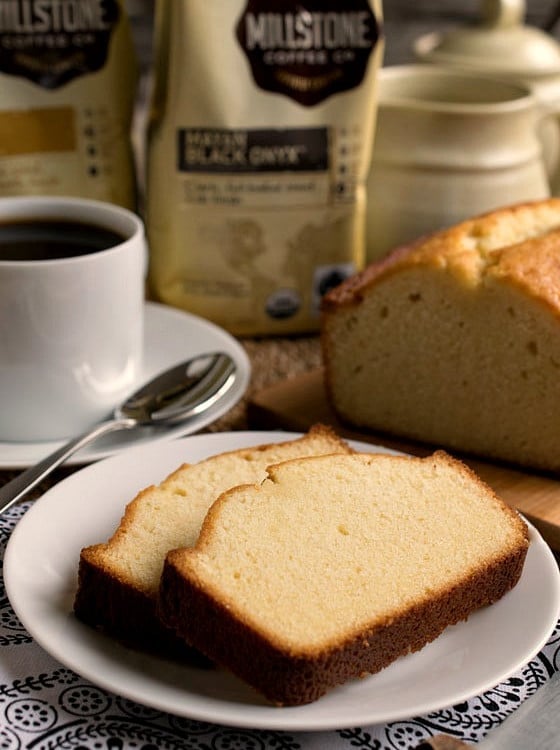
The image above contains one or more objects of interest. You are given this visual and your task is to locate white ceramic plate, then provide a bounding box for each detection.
[4,432,560,731]
[0,302,250,468]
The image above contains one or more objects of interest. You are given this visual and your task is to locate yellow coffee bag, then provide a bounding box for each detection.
[0,0,137,208]
[147,0,384,335]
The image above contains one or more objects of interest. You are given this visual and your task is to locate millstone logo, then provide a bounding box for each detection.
[0,0,120,88]
[235,0,380,107]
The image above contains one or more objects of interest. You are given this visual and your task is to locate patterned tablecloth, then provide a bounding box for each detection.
[1,497,559,750]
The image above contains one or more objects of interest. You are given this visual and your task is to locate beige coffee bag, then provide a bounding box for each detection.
[147,0,384,336]
[0,0,137,208]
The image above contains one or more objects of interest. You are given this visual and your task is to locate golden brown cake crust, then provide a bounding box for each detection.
[73,425,352,659]
[74,550,209,662]
[319,199,560,472]
[158,451,529,706]
[321,199,560,316]
[160,535,528,706]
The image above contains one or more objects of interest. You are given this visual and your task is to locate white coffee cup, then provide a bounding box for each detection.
[0,196,146,442]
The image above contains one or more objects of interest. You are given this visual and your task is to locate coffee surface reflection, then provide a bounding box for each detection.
[0,219,126,261]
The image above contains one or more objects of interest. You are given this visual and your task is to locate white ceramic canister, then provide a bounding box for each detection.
[366,64,552,262]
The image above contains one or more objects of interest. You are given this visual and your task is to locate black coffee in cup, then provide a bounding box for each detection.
[0,219,126,261]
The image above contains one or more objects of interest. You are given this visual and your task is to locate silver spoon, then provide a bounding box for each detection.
[0,351,236,517]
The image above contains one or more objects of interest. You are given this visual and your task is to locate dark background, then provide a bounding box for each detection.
[382,0,560,65]
[128,1,560,72]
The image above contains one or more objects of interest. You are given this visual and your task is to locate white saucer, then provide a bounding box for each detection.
[4,432,559,731]
[0,302,251,468]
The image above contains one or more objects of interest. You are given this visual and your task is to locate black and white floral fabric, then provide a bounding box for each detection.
[2,502,559,750]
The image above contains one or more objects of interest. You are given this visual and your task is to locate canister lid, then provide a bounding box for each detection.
[414,0,560,77]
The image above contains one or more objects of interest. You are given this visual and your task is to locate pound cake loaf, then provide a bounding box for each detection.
[159,451,529,705]
[321,199,560,472]
[74,425,352,656]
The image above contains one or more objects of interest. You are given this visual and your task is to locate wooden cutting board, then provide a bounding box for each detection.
[248,368,560,552]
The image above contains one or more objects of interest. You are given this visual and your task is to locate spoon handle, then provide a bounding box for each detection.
[0,416,136,517]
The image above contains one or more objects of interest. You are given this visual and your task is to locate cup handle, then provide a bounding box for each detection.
[537,100,560,193]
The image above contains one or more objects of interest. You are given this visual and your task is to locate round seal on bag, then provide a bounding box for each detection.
[235,0,381,106]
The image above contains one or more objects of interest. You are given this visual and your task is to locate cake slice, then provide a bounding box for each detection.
[321,198,560,472]
[159,451,529,705]
[73,425,352,656]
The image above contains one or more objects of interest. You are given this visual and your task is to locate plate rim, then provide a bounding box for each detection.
[4,431,560,731]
